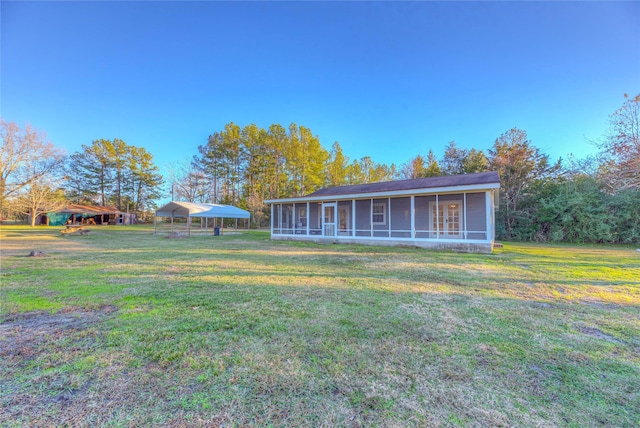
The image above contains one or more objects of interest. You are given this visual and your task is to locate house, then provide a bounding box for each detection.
[34,204,135,226]
[265,171,500,253]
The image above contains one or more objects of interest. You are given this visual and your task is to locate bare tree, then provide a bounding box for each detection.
[598,93,640,192]
[0,120,66,212]
[166,157,212,203]
[13,176,66,227]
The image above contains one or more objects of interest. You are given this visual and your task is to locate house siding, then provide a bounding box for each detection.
[266,173,499,253]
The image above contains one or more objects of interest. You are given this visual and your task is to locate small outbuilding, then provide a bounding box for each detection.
[154,201,250,236]
[34,204,134,226]
[265,171,500,253]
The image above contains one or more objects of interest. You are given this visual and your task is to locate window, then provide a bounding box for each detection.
[372,203,386,224]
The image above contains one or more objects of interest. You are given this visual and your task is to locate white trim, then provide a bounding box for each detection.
[435,194,439,239]
[486,191,493,243]
[387,197,391,236]
[270,234,492,246]
[264,182,500,204]
[410,196,415,239]
[463,193,467,240]
[351,200,356,237]
[322,202,337,237]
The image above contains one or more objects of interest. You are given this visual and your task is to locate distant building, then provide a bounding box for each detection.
[265,172,500,253]
[33,204,136,226]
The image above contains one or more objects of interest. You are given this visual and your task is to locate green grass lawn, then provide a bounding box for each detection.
[1,225,639,427]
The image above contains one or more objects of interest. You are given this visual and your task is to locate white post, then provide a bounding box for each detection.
[270,204,274,235]
[410,196,415,239]
[370,198,373,237]
[388,197,391,238]
[463,193,467,240]
[435,194,439,239]
[352,199,356,237]
[485,191,492,243]
[306,202,310,235]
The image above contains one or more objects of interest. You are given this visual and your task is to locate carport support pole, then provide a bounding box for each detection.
[235,218,238,231]
[188,216,191,237]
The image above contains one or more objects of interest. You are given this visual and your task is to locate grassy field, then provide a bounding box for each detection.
[1,225,639,427]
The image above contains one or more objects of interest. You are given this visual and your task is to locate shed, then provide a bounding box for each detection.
[35,204,134,226]
[265,171,500,253]
[154,201,250,236]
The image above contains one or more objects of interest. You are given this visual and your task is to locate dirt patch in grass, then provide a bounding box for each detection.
[575,325,624,344]
[0,305,118,361]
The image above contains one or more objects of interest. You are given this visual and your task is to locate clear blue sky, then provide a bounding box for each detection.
[2,1,639,174]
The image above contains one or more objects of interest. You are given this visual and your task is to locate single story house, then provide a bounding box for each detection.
[34,204,134,226]
[265,171,500,253]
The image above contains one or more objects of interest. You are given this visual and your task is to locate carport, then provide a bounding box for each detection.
[154,201,250,236]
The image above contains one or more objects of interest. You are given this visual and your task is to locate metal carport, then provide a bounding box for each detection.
[154,201,250,236]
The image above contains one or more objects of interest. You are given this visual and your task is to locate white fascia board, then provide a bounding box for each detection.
[265,183,500,204]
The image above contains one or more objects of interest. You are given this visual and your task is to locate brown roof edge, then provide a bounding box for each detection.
[53,204,121,215]
[306,171,500,198]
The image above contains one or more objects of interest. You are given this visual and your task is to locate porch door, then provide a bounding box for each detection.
[323,203,337,237]
[429,201,462,238]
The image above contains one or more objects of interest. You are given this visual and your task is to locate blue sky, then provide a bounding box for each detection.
[2,1,639,174]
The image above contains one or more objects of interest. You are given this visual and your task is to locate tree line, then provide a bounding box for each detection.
[1,94,638,242]
[0,127,163,226]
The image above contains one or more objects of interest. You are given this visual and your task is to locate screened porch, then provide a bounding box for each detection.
[270,191,491,242]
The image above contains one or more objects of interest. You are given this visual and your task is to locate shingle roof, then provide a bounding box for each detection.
[306,171,500,198]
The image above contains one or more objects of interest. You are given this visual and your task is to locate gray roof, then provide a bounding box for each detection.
[306,171,500,198]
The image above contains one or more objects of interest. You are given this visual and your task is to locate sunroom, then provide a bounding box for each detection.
[265,171,500,253]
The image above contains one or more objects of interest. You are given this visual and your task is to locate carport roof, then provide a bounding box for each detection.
[155,201,250,219]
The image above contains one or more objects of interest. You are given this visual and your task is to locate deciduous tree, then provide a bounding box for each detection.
[489,128,560,239]
[598,93,640,192]
[0,120,65,212]
[14,176,66,227]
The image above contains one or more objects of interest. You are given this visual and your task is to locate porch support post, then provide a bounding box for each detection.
[306,202,310,235]
[351,199,356,237]
[463,193,467,240]
[410,196,415,239]
[370,198,373,237]
[293,203,296,234]
[435,194,439,239]
[485,191,492,243]
[388,197,391,238]
[270,204,274,235]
